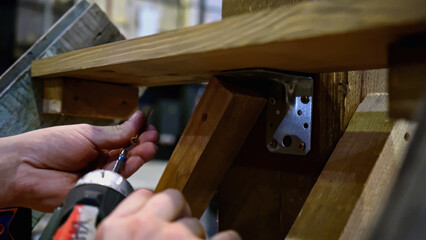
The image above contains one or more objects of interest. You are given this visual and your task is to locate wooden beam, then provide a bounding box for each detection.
[155,78,266,218]
[285,94,416,240]
[31,0,426,86]
[389,35,426,120]
[43,78,138,120]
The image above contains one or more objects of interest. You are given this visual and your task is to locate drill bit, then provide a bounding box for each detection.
[112,148,128,173]
[112,108,153,174]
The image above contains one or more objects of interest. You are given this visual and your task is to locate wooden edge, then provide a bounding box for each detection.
[31,0,426,86]
[43,78,138,120]
[286,94,415,240]
[155,78,266,218]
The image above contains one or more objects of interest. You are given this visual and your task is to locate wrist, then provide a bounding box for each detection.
[0,136,25,207]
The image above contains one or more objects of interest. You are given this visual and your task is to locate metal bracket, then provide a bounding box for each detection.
[266,73,313,155]
[217,69,313,156]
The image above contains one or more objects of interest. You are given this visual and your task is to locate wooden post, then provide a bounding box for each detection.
[155,78,266,218]
[286,94,416,240]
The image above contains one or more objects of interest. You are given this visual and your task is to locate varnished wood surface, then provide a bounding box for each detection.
[286,94,415,240]
[31,0,426,86]
[155,78,266,218]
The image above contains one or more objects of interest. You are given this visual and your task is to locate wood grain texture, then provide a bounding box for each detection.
[155,78,266,218]
[43,78,138,120]
[31,0,426,86]
[222,0,308,18]
[0,2,123,137]
[389,36,426,120]
[286,94,415,240]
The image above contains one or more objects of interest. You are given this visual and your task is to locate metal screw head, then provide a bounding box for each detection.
[301,96,310,104]
[269,139,277,148]
[297,142,306,151]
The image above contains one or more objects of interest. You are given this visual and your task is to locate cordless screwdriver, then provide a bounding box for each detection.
[40,109,152,240]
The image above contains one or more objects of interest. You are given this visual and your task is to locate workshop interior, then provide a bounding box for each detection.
[0,0,425,239]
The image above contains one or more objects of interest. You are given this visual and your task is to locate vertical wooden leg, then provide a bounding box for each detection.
[155,78,266,218]
[286,94,415,240]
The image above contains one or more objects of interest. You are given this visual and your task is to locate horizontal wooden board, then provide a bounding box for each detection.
[43,78,138,120]
[31,0,426,86]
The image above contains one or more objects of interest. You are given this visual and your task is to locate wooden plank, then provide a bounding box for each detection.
[155,78,266,218]
[31,0,426,86]
[0,1,124,137]
[43,78,138,120]
[222,0,309,18]
[389,35,426,120]
[368,98,426,240]
[286,94,416,240]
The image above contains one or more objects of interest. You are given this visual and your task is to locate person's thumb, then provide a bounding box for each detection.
[83,110,144,149]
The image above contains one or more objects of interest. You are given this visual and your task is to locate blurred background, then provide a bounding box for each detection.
[0,0,222,238]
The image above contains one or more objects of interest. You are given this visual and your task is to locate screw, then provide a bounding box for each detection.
[269,139,277,148]
[301,96,310,104]
[275,109,280,115]
[297,142,306,151]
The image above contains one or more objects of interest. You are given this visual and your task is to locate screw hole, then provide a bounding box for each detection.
[404,132,410,141]
[282,135,292,147]
[269,97,276,105]
[202,113,208,121]
[301,96,310,104]
[268,122,273,128]
[122,100,127,105]
[303,123,309,129]
[297,110,302,116]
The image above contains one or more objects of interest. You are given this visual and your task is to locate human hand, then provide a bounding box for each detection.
[0,110,158,212]
[96,189,241,240]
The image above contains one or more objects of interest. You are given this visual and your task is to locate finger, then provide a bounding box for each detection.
[211,230,242,240]
[109,189,154,218]
[83,110,145,149]
[172,218,206,238]
[140,189,187,221]
[138,126,158,143]
[120,155,145,178]
[128,142,157,162]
